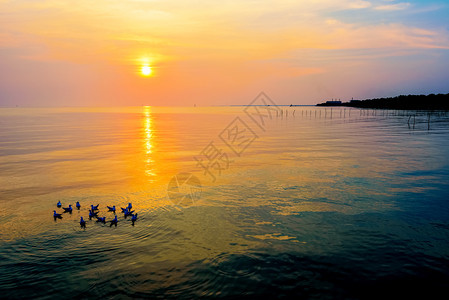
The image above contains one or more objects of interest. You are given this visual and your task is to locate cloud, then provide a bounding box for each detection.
[325,22,449,50]
[348,0,372,9]
[375,2,411,11]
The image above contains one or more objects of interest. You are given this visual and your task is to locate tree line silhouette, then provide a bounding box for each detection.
[317,93,449,110]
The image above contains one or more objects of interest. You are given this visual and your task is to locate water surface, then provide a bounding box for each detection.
[1,106,448,299]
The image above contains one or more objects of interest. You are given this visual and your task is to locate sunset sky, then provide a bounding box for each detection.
[1,0,448,106]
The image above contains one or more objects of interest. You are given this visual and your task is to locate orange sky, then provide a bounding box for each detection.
[1,0,449,106]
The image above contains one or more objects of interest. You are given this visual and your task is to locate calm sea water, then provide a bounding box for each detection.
[1,106,449,299]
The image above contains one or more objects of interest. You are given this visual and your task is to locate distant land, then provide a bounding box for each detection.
[316,93,449,110]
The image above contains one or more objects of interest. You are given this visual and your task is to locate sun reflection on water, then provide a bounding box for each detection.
[143,106,156,180]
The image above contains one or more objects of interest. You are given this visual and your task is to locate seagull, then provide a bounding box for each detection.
[76,201,81,209]
[62,205,72,213]
[88,209,98,219]
[96,216,106,223]
[91,204,99,211]
[131,213,138,225]
[53,210,63,219]
[124,209,134,218]
[57,201,62,208]
[109,215,118,227]
[80,217,86,228]
[107,205,116,212]
[127,203,132,210]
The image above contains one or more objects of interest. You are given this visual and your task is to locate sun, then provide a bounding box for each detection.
[141,65,152,76]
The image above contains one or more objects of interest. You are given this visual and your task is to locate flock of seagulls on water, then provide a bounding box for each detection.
[53,200,138,228]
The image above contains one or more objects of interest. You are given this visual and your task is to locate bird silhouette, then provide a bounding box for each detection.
[127,203,132,210]
[80,217,86,228]
[120,207,128,213]
[131,213,138,225]
[89,209,99,219]
[57,201,62,208]
[62,205,72,213]
[76,201,81,209]
[91,204,99,211]
[124,209,134,218]
[109,215,118,227]
[107,205,116,212]
[96,216,106,223]
[53,210,63,219]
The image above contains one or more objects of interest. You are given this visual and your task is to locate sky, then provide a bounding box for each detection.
[1,0,449,106]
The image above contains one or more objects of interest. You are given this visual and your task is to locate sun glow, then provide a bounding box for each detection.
[141,65,152,76]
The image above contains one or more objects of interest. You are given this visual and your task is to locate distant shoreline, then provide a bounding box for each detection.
[316,93,449,110]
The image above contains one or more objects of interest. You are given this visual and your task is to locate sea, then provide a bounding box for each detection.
[0,105,448,299]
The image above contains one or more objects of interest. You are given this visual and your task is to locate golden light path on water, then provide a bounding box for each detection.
[143,106,156,180]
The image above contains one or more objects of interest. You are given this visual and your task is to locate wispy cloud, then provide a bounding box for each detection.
[375,2,411,11]
[324,21,449,50]
[348,0,372,9]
